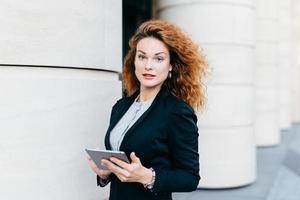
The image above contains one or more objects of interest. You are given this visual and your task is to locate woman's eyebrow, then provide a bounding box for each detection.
[137,50,146,54]
[137,50,167,55]
[155,52,167,55]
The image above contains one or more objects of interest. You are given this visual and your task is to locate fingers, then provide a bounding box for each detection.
[110,157,131,169]
[115,173,131,182]
[109,152,141,171]
[99,152,146,183]
[86,156,111,178]
[130,152,141,164]
[102,159,131,178]
[88,159,102,174]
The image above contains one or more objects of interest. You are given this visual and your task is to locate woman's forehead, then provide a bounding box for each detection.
[136,37,169,54]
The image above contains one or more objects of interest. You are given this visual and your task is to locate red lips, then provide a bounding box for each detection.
[142,73,156,80]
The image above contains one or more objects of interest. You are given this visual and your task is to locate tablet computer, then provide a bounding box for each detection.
[85,149,130,170]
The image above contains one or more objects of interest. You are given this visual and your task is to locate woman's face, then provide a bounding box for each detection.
[134,37,171,92]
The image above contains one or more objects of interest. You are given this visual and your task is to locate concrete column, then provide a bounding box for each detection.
[255,0,281,146]
[0,0,122,199]
[278,0,292,129]
[291,0,300,123]
[0,0,121,71]
[157,0,256,188]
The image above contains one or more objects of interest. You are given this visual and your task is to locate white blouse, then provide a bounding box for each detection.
[109,95,155,151]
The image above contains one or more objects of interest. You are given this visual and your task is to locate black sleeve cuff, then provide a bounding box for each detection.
[97,175,110,187]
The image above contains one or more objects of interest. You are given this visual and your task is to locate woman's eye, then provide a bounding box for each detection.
[155,57,164,62]
[137,54,146,60]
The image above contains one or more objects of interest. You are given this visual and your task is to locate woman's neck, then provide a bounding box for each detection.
[138,86,161,102]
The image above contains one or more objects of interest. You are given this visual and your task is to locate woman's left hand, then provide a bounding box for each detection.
[101,152,153,185]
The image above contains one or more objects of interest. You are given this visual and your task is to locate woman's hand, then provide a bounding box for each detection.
[102,152,153,185]
[86,155,112,179]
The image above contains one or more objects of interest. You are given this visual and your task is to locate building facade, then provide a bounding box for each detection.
[0,0,299,199]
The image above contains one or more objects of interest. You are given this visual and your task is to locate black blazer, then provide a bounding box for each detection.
[98,86,200,200]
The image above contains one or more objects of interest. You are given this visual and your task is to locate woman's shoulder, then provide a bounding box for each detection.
[163,91,195,115]
[112,95,131,108]
[111,90,138,109]
[163,92,198,126]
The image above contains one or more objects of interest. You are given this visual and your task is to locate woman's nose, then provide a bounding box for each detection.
[145,60,153,70]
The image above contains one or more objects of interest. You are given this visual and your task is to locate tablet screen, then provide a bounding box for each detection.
[86,149,130,170]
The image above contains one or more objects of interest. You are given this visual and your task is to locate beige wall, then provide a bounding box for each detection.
[291,0,300,122]
[157,0,256,188]
[0,0,122,199]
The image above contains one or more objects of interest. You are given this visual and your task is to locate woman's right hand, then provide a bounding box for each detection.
[87,155,112,179]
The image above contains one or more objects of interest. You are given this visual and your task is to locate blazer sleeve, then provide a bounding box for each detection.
[152,102,200,193]
[97,175,110,187]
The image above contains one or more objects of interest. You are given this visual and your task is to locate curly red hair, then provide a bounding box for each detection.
[122,20,208,111]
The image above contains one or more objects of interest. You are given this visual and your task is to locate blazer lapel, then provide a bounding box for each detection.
[105,91,138,150]
[119,86,168,151]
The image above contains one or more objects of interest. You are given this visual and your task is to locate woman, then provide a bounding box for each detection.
[87,19,208,200]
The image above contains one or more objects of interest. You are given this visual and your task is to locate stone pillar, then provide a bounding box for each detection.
[255,0,281,146]
[157,0,256,188]
[0,0,122,199]
[291,0,300,123]
[278,0,292,129]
